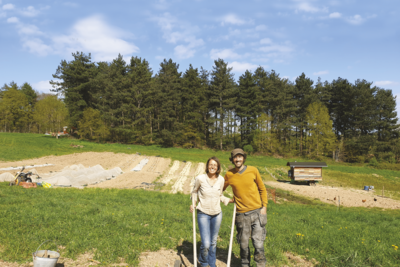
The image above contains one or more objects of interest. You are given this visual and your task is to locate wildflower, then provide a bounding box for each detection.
[378,240,381,242]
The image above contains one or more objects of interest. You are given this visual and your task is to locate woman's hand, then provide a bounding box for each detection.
[189,205,194,213]
[228,199,234,203]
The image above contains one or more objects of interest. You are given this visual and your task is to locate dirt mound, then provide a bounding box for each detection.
[266,181,400,209]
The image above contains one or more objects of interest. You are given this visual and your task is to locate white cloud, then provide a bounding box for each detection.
[32,80,55,94]
[20,6,40,17]
[153,12,204,59]
[220,14,247,26]
[209,48,242,60]
[345,14,376,25]
[329,12,341,18]
[3,3,14,10]
[7,16,19,23]
[154,0,169,10]
[346,14,363,25]
[313,70,329,75]
[293,0,328,13]
[255,24,267,31]
[260,38,272,45]
[23,38,52,56]
[8,15,139,60]
[228,61,259,73]
[52,15,139,61]
[374,81,399,87]
[258,43,292,53]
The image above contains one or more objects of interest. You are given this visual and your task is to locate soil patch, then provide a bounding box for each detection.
[90,156,170,189]
[0,152,134,176]
[266,181,400,209]
[138,248,233,267]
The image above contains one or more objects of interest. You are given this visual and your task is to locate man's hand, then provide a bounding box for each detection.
[261,206,267,215]
[228,198,235,203]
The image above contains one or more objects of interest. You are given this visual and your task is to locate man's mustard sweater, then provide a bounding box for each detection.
[223,166,268,213]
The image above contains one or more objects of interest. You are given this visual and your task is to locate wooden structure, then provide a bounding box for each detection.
[287,162,328,186]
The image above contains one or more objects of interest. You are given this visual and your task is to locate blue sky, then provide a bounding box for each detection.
[1,0,399,112]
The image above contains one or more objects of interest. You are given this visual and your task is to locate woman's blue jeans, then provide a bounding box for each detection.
[197,211,222,267]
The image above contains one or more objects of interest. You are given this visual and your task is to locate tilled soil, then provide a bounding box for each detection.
[266,181,400,209]
[89,157,170,189]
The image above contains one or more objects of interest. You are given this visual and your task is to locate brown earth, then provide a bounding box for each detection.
[89,157,170,189]
[266,181,400,209]
[0,152,138,176]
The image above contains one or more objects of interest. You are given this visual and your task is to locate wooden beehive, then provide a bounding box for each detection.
[287,162,327,183]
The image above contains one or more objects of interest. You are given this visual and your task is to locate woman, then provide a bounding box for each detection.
[190,156,233,267]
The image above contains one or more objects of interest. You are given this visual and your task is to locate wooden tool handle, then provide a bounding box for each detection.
[227,203,237,267]
[192,198,197,267]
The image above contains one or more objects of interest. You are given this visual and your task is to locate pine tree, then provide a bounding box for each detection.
[155,59,182,146]
[209,59,236,150]
[294,73,317,155]
[236,70,260,146]
[50,52,97,128]
[127,56,153,144]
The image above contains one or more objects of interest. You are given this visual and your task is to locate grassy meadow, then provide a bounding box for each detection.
[0,183,399,266]
[2,132,400,196]
[1,132,400,266]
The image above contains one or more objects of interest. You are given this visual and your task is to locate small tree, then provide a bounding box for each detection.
[34,95,68,135]
[77,108,109,141]
[305,102,336,157]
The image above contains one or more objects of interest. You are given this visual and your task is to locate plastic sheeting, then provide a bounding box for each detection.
[40,164,123,187]
[0,164,54,171]
[131,158,149,172]
[0,172,15,182]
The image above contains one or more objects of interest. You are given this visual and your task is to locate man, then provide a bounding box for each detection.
[223,148,268,267]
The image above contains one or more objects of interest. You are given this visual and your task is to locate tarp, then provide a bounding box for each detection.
[40,165,123,187]
[0,164,54,171]
[131,158,149,172]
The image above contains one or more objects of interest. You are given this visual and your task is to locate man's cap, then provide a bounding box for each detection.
[231,148,246,158]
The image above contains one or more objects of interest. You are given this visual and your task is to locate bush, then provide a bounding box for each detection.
[243,144,254,154]
[355,155,366,163]
[369,157,379,167]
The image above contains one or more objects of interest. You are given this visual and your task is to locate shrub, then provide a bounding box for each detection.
[369,157,379,167]
[243,144,254,154]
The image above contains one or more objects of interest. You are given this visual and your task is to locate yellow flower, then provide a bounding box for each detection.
[378,240,381,242]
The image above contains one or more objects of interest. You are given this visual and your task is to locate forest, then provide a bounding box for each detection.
[1,52,398,163]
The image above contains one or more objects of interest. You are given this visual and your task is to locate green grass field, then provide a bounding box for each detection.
[0,183,399,266]
[2,132,400,197]
[1,132,400,266]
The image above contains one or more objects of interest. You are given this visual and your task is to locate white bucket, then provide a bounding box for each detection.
[32,240,60,267]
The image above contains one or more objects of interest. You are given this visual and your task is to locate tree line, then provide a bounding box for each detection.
[1,52,398,163]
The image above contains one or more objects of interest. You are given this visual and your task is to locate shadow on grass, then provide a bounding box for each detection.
[177,240,241,267]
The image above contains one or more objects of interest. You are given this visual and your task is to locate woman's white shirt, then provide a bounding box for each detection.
[191,173,230,215]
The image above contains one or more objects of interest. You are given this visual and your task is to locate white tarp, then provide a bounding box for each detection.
[131,158,149,172]
[0,164,54,171]
[0,172,15,182]
[40,164,123,187]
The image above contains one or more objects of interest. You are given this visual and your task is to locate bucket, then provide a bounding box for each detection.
[369,186,374,190]
[364,186,369,191]
[32,240,60,267]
